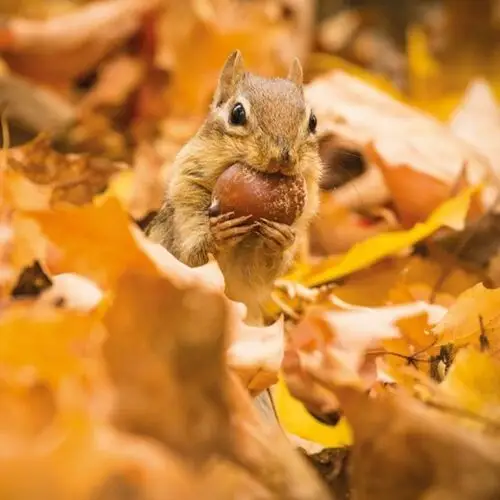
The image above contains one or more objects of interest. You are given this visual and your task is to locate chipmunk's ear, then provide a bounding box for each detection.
[213,50,245,107]
[287,58,303,87]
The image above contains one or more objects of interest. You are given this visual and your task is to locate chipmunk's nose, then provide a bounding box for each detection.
[282,150,291,165]
[268,150,292,173]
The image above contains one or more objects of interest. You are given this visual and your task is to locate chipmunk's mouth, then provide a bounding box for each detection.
[241,161,299,178]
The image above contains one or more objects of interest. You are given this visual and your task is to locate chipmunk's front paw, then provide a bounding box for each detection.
[209,212,256,252]
[257,219,295,251]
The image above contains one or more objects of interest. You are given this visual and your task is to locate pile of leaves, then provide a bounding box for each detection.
[1,1,500,499]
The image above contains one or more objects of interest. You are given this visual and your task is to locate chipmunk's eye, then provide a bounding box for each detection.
[308,112,317,134]
[230,102,247,126]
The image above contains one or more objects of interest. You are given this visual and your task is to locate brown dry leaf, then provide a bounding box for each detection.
[433,283,500,351]
[449,78,500,179]
[288,330,500,499]
[305,70,495,224]
[6,134,128,208]
[0,413,192,500]
[102,268,328,499]
[226,372,331,500]
[1,0,161,85]
[297,301,445,379]
[64,110,129,161]
[335,386,500,500]
[102,268,232,461]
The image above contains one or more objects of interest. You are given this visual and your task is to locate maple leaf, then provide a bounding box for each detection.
[101,267,328,499]
[23,197,158,289]
[102,268,233,461]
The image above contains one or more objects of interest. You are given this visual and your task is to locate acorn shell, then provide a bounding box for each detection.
[210,163,307,225]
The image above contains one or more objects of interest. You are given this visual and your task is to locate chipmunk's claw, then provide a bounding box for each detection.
[257,218,295,251]
[209,212,256,251]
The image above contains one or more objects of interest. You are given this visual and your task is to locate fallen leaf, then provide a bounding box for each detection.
[102,267,329,499]
[6,134,128,208]
[335,386,500,500]
[305,70,495,222]
[288,342,500,499]
[274,373,353,449]
[278,301,446,447]
[439,347,500,423]
[0,301,103,386]
[24,196,158,289]
[102,269,232,461]
[228,316,284,395]
[302,185,480,287]
[433,283,500,351]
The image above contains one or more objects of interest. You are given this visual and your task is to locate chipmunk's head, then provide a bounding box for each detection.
[202,50,319,177]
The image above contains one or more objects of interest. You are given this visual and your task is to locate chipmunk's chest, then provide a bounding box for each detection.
[217,236,283,285]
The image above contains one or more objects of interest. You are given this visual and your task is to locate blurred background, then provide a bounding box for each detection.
[2,0,500,146]
[1,0,499,255]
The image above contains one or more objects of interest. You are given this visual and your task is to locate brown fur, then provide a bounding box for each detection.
[147,51,322,324]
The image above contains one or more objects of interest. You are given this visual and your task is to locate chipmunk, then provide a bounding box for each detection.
[147,50,322,325]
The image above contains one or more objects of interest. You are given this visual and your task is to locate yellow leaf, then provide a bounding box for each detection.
[433,283,500,350]
[440,348,500,422]
[302,185,480,287]
[23,196,158,289]
[274,374,352,448]
[0,303,102,385]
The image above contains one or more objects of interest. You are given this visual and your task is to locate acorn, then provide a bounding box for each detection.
[208,163,307,225]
